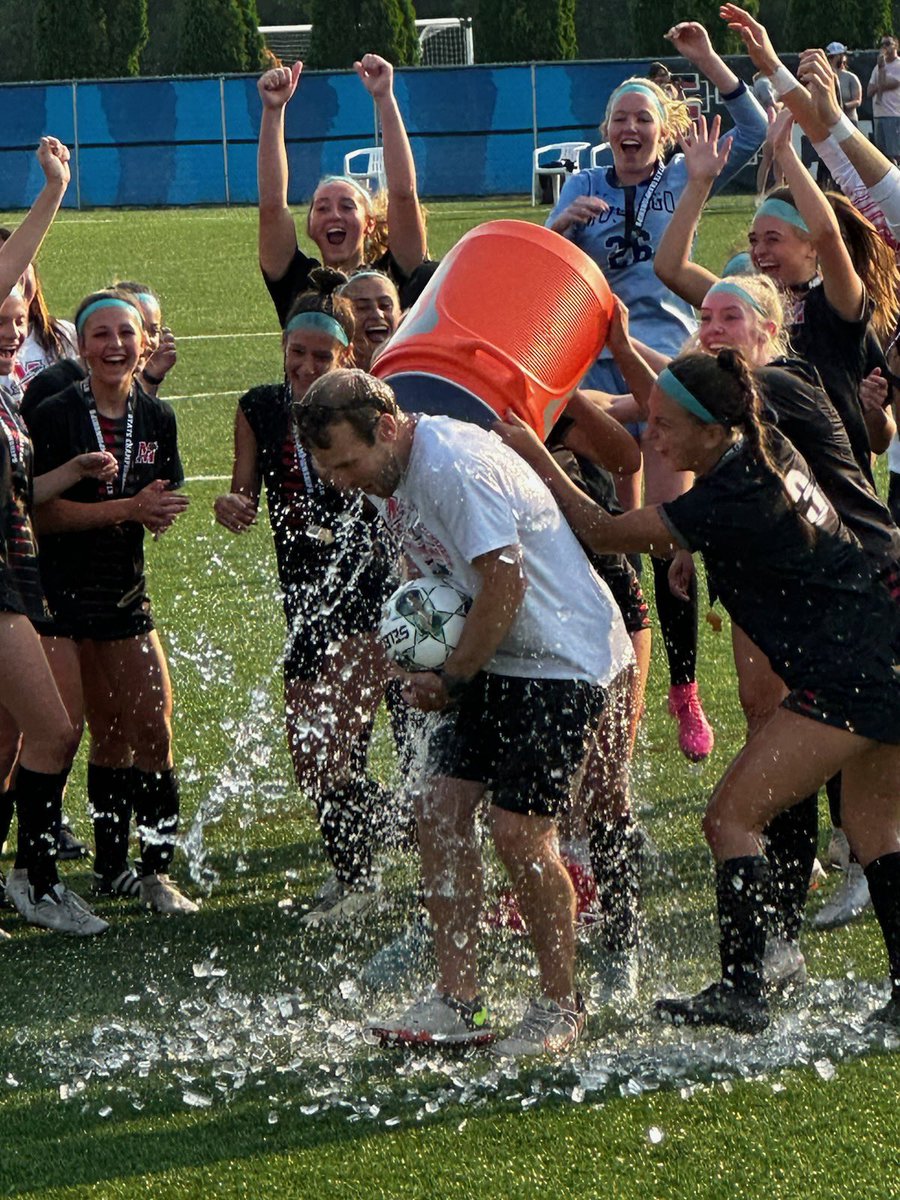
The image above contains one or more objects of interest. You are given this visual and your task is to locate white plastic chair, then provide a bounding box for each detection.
[343,146,386,192]
[531,141,590,206]
[589,141,612,169]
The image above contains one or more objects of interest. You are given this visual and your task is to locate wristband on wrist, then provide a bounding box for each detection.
[830,112,856,144]
[771,65,799,98]
[141,368,164,387]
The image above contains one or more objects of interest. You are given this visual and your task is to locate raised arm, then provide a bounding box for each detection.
[667,18,767,191]
[0,138,70,299]
[355,55,426,276]
[257,62,303,281]
[768,108,865,321]
[655,115,728,307]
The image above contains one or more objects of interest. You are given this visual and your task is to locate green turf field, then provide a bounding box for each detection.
[1,197,898,1200]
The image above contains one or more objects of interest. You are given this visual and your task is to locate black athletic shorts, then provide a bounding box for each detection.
[425,673,606,818]
[36,590,155,642]
[282,571,387,681]
[782,673,900,744]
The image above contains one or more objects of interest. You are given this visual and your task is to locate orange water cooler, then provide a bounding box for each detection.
[372,219,614,436]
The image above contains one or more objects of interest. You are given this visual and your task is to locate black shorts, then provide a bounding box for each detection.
[425,673,606,818]
[36,590,155,642]
[282,569,388,681]
[597,557,650,635]
[782,673,900,744]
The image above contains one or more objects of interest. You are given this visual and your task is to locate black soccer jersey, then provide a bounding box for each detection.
[0,396,44,621]
[786,282,876,481]
[660,430,900,694]
[263,247,410,329]
[756,360,900,568]
[26,380,183,629]
[238,383,391,626]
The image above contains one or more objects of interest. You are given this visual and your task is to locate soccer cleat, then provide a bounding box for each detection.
[359,917,432,992]
[655,981,769,1033]
[301,879,376,925]
[140,873,199,915]
[867,995,900,1027]
[667,682,714,762]
[762,937,808,994]
[826,827,851,872]
[811,861,871,930]
[57,823,91,861]
[365,990,494,1047]
[15,882,109,936]
[92,866,142,898]
[5,867,30,914]
[492,993,586,1058]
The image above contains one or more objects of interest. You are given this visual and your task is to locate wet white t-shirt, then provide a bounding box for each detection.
[15,320,78,387]
[375,414,633,684]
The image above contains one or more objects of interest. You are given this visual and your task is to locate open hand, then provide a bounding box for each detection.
[214,491,257,533]
[719,4,780,75]
[666,21,715,65]
[678,113,733,181]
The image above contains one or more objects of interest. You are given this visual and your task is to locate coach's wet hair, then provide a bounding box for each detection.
[293,368,398,450]
[667,349,777,475]
[283,268,356,345]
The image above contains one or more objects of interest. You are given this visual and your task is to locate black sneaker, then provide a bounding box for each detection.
[57,824,90,861]
[867,995,900,1027]
[655,981,769,1034]
[91,866,142,898]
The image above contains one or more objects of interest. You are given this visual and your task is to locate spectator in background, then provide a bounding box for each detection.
[868,35,900,164]
[647,62,682,100]
[826,43,862,126]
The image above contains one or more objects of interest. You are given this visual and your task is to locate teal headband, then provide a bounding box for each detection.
[76,297,143,334]
[284,310,349,346]
[610,82,667,123]
[705,280,767,317]
[754,197,809,233]
[339,270,391,290]
[136,292,158,309]
[657,367,717,424]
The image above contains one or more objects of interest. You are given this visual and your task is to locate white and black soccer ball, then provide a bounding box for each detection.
[378,578,472,672]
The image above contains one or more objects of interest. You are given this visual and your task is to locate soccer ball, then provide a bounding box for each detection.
[378,578,472,672]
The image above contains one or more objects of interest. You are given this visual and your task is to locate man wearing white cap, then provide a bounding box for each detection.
[826,42,862,125]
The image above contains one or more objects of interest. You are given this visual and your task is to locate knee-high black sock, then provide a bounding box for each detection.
[315,780,379,888]
[0,788,14,849]
[764,794,818,942]
[865,853,900,1001]
[133,768,179,877]
[14,766,67,895]
[716,855,770,997]
[651,555,698,687]
[588,814,641,953]
[826,772,843,829]
[88,764,134,876]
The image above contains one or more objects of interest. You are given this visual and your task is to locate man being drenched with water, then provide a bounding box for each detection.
[294,368,633,1057]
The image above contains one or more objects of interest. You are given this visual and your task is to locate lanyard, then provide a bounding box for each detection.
[83,378,136,497]
[634,158,667,230]
[0,392,23,467]
[286,381,324,496]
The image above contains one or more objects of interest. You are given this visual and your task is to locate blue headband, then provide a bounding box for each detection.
[284,310,349,346]
[706,280,767,317]
[610,82,667,123]
[76,297,143,334]
[754,197,810,233]
[657,367,717,424]
[136,292,158,308]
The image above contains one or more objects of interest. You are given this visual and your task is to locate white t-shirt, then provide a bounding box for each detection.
[869,59,900,117]
[888,432,900,474]
[374,415,633,685]
[15,319,78,387]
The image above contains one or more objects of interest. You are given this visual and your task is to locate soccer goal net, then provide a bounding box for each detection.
[259,18,475,67]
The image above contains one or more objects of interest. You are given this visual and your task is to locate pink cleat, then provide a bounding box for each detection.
[668,682,714,762]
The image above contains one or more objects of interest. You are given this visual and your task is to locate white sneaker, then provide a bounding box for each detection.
[763,937,807,993]
[140,873,199,915]
[5,867,30,914]
[365,990,494,1047]
[21,883,109,936]
[301,881,376,926]
[827,827,851,872]
[492,994,586,1058]
[811,861,871,929]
